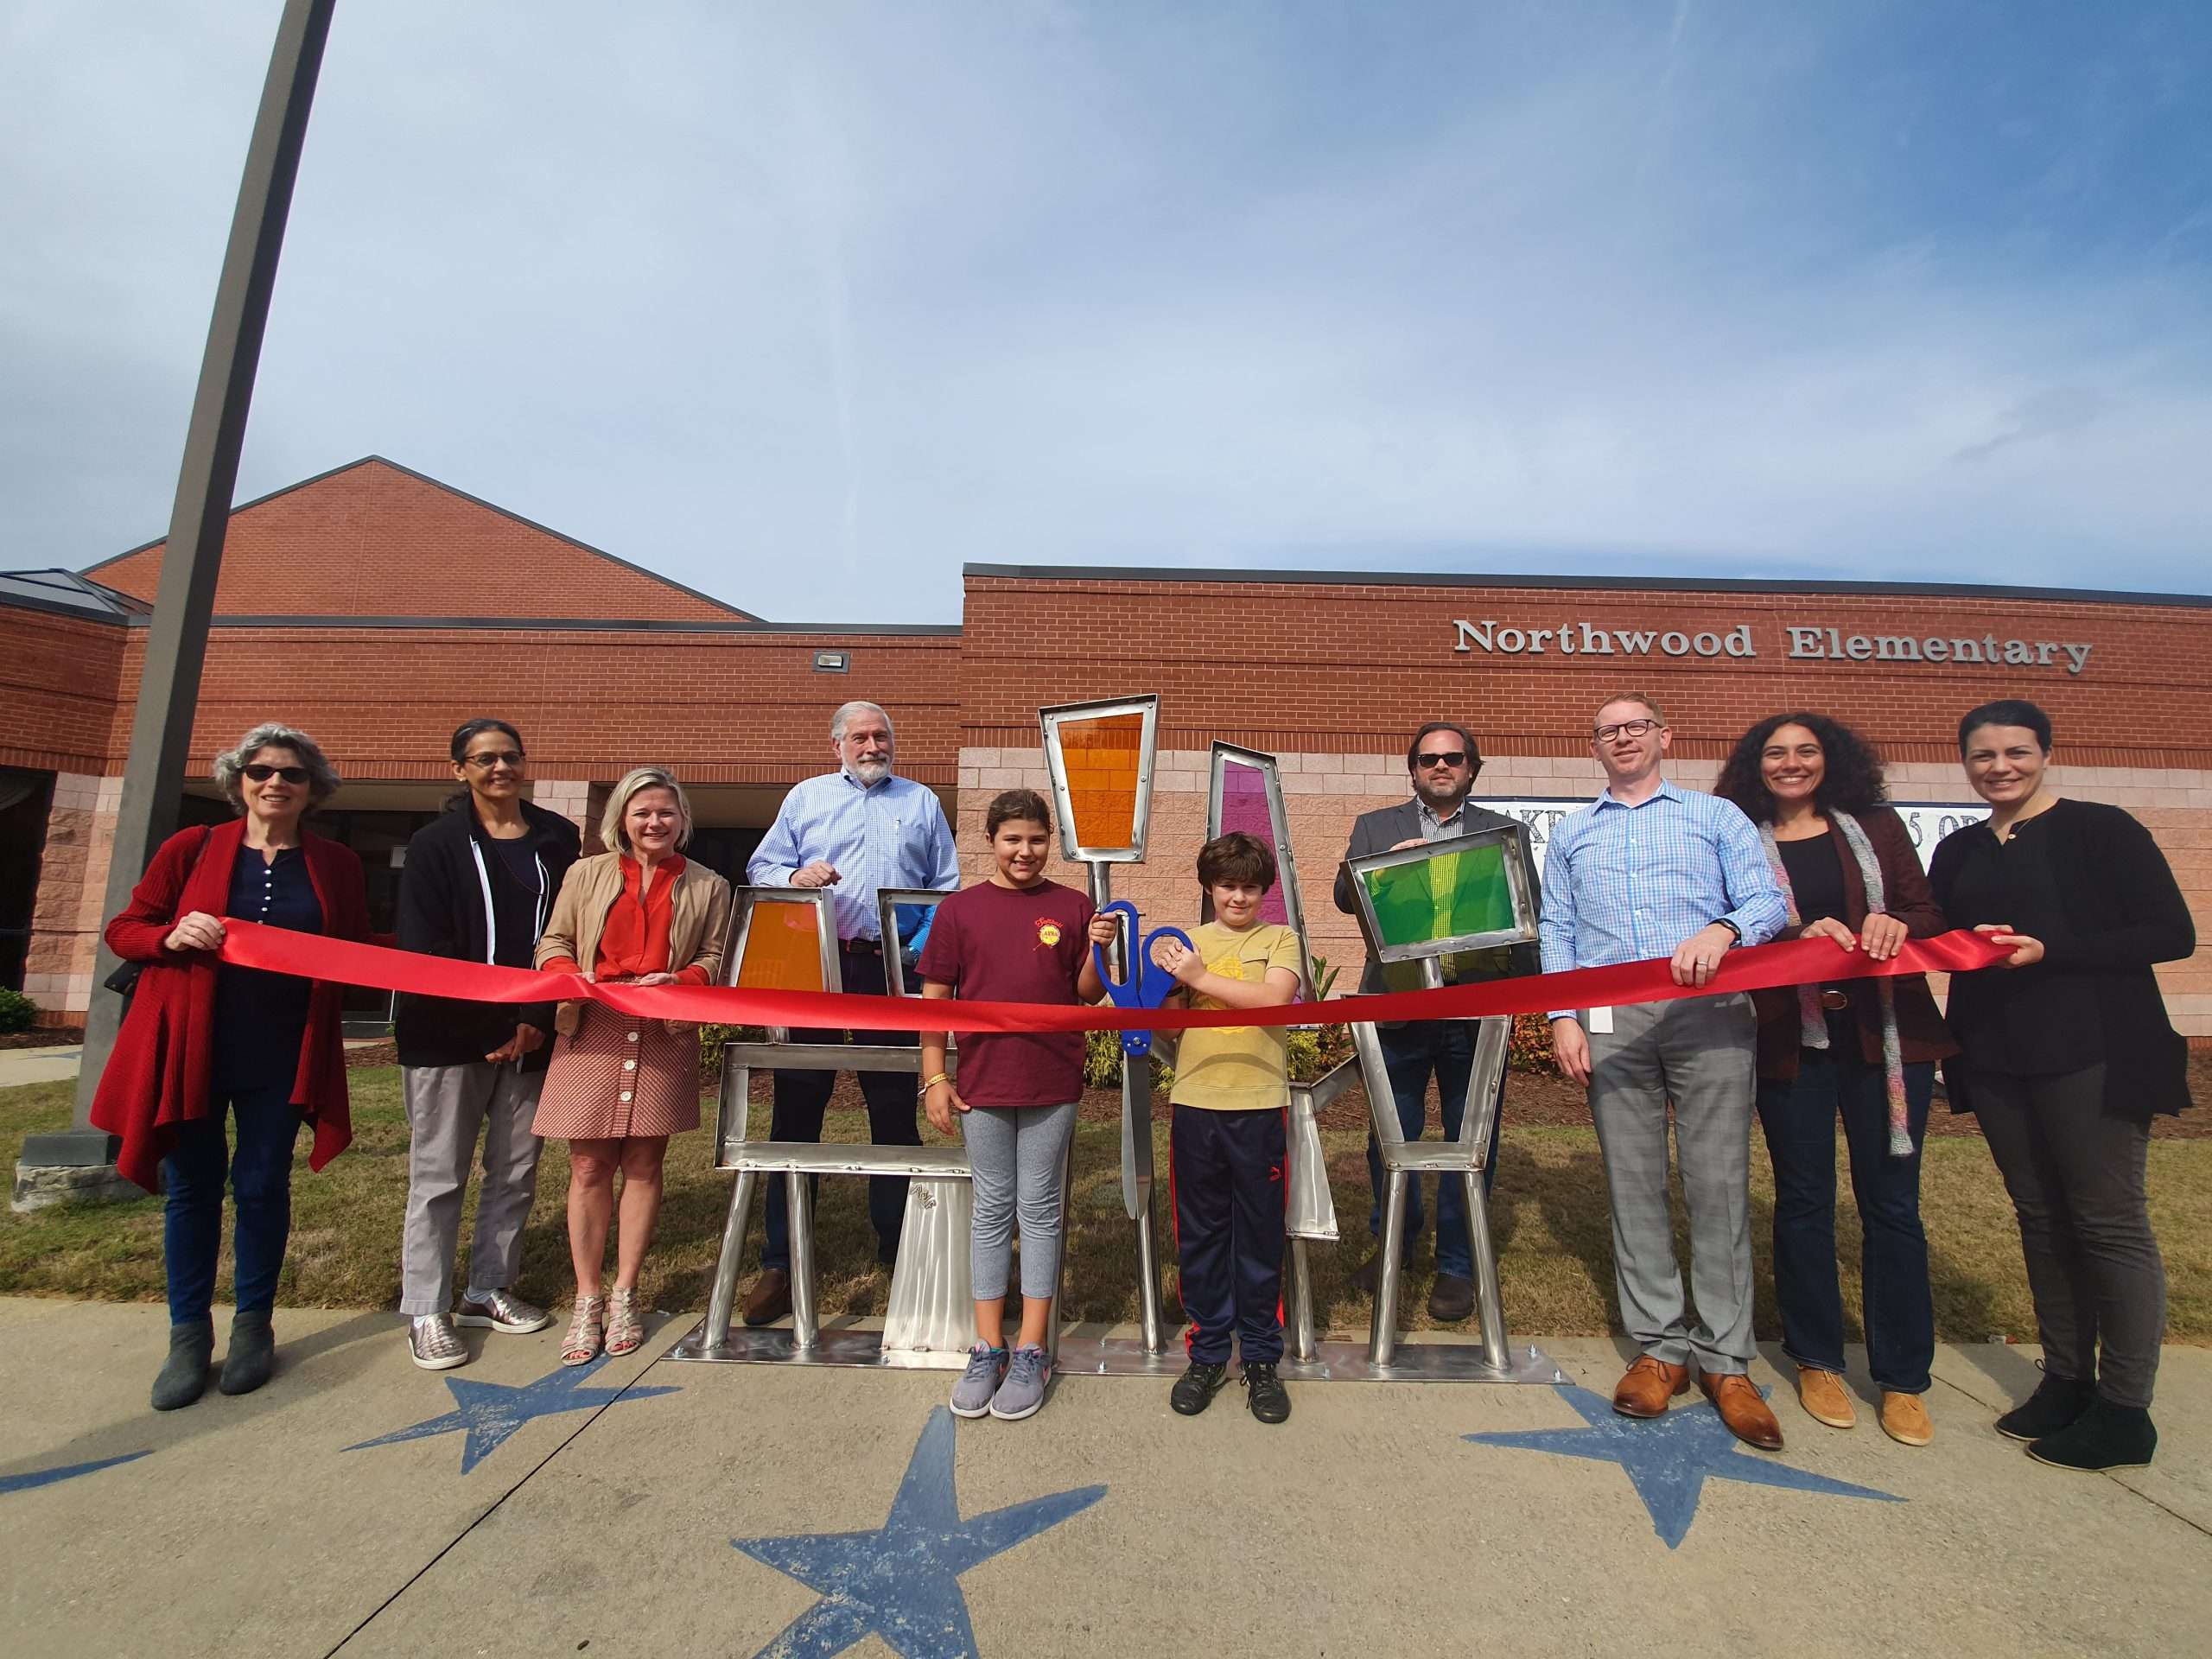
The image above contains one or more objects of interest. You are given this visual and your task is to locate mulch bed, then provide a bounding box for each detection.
[0,1031,83,1051]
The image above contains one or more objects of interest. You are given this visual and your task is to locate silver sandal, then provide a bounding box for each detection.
[604,1287,645,1357]
[560,1294,607,1367]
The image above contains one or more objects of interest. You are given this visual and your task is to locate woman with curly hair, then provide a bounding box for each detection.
[1715,713,1955,1447]
[93,722,372,1410]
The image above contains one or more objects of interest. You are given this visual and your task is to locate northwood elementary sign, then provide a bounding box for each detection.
[1452,619,2094,675]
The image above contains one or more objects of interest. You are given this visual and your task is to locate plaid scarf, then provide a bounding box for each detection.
[1760,811,1914,1158]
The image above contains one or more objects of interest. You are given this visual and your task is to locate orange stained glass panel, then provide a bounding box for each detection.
[734,900,826,992]
[1057,712,1145,849]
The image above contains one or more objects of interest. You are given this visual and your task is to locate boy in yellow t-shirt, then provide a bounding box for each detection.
[1156,832,1305,1425]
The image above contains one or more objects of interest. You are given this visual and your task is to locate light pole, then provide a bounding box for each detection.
[18,0,337,1190]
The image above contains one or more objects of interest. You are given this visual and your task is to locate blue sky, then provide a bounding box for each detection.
[3,1,2207,621]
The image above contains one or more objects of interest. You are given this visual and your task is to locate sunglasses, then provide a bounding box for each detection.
[242,763,310,785]
[462,752,525,770]
[1415,750,1469,769]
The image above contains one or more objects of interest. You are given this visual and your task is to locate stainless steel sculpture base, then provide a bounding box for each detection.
[665,1319,1563,1384]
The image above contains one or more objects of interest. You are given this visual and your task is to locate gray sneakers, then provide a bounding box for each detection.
[950,1344,1007,1418]
[409,1313,467,1371]
[988,1344,1052,1421]
[455,1287,553,1334]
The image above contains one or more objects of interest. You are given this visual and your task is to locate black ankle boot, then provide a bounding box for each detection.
[2028,1396,2158,1472]
[152,1319,214,1411]
[219,1310,276,1396]
[1993,1371,2094,1442]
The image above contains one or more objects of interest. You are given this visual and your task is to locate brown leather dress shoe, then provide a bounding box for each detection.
[1700,1370,1784,1450]
[741,1268,791,1328]
[1611,1355,1691,1418]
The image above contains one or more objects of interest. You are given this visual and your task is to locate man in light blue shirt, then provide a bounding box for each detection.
[1541,692,1789,1450]
[740,699,958,1326]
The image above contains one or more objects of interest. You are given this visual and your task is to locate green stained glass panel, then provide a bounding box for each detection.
[1360,843,1518,948]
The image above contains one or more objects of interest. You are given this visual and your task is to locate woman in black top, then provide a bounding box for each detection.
[392,720,582,1370]
[1929,699,2195,1473]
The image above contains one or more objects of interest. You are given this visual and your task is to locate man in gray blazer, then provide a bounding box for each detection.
[1332,721,1537,1322]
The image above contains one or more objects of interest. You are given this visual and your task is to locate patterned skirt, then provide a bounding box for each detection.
[531,1006,701,1141]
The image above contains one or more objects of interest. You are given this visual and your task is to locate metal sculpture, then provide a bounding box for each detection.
[1038,694,1168,1352]
[1342,823,1539,1374]
[671,886,978,1368]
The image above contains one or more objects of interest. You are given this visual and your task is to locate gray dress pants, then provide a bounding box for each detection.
[399,1062,547,1317]
[1585,993,1758,1375]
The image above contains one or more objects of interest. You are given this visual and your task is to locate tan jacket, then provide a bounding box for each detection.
[535,852,733,1037]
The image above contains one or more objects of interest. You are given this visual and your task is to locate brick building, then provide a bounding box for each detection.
[3,456,2207,1040]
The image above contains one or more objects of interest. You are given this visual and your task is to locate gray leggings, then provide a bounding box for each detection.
[1974,1064,2167,1408]
[963,1102,1078,1301]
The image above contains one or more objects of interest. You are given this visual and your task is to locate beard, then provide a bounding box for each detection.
[1414,773,1468,813]
[850,756,892,785]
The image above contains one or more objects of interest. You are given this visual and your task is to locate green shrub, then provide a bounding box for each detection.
[0,988,36,1034]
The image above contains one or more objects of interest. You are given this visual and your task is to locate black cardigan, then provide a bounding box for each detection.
[1928,798,2196,1118]
[392,798,582,1071]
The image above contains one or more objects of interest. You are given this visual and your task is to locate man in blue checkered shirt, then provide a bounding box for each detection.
[1541,692,1789,1451]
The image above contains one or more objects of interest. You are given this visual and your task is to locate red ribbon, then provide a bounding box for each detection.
[216,919,2005,1035]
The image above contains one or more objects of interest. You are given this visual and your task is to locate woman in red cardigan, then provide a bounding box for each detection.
[93,722,370,1411]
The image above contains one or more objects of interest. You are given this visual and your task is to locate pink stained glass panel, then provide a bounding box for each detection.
[1217,760,1288,925]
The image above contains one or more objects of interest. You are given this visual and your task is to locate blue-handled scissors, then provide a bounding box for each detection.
[1091,900,1194,1058]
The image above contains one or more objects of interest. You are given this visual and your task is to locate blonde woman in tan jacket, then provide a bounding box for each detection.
[534,766,732,1363]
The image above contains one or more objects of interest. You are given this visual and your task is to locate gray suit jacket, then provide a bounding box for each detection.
[1331,798,1541,996]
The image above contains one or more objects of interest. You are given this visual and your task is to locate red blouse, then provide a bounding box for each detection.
[543,854,711,985]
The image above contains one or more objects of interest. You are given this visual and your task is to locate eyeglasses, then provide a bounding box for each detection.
[1593,719,1662,742]
[1415,750,1469,769]
[242,764,310,785]
[462,752,525,771]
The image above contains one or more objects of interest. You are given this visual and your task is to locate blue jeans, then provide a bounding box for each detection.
[162,1084,301,1325]
[1363,1021,1503,1281]
[1754,1014,1935,1393]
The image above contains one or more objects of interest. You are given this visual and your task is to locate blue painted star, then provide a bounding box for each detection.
[1,1451,151,1495]
[1465,1383,1901,1548]
[732,1406,1106,1659]
[343,1354,677,1475]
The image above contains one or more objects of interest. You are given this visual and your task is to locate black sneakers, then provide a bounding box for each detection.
[2028,1398,2158,1472]
[1994,1371,2096,1442]
[1171,1360,1230,1416]
[1243,1362,1291,1425]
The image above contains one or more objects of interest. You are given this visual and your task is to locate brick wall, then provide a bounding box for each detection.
[957,573,2212,769]
[0,609,127,772]
[121,624,964,789]
[89,458,751,623]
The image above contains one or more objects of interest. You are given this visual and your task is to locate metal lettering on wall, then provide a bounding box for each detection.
[1452,619,2094,675]
[1480,798,1989,870]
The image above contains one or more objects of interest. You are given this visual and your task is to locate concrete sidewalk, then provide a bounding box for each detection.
[0,1044,82,1087]
[1,1298,2205,1658]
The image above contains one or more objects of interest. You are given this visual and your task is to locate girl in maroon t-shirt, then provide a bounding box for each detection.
[918,789,1116,1421]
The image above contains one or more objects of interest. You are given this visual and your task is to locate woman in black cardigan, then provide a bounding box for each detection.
[1929,699,2195,1473]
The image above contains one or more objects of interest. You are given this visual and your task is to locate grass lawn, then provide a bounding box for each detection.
[3,1068,2208,1344]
